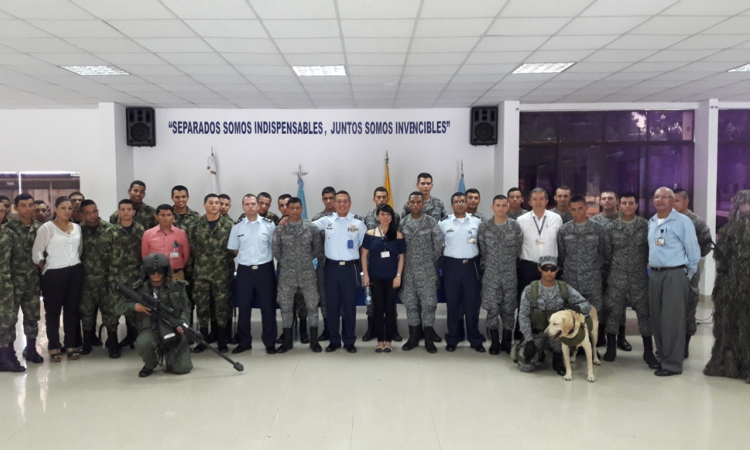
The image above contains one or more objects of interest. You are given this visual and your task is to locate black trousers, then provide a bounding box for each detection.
[324,260,360,347]
[42,264,84,350]
[236,262,276,349]
[443,257,483,346]
[517,259,542,297]
[370,277,398,342]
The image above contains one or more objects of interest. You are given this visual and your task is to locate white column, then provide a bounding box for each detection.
[494,101,521,195]
[98,102,133,215]
[693,99,719,300]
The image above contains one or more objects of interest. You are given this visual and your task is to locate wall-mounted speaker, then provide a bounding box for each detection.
[470,106,498,146]
[126,107,156,147]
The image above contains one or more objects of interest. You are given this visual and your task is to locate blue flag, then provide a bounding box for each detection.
[297,176,308,220]
[458,174,465,194]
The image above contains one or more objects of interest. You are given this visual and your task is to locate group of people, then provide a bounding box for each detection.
[0,174,717,380]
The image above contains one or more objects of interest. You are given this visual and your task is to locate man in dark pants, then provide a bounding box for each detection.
[439,192,485,352]
[228,194,277,354]
[313,191,366,353]
[647,187,700,377]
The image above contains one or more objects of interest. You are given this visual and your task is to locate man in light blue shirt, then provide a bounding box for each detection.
[228,194,277,354]
[313,191,366,353]
[647,187,700,377]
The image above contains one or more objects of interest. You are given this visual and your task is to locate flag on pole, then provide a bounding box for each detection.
[384,152,394,208]
[294,165,309,220]
[457,159,466,193]
[207,148,220,194]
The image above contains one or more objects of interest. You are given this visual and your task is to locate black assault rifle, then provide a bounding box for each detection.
[118,284,244,372]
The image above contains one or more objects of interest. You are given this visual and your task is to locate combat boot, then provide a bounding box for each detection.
[392,325,403,342]
[552,352,566,376]
[309,327,322,353]
[685,334,691,359]
[597,323,607,348]
[603,333,617,362]
[402,325,421,351]
[500,329,513,354]
[119,324,138,349]
[7,345,26,372]
[193,327,209,353]
[362,316,375,342]
[81,329,95,355]
[642,336,660,369]
[208,320,218,344]
[217,328,229,354]
[299,319,310,344]
[225,319,237,345]
[105,331,121,359]
[91,326,104,347]
[617,326,632,351]
[0,347,26,373]
[423,327,438,354]
[276,328,293,354]
[23,339,44,364]
[488,329,501,355]
[318,326,330,341]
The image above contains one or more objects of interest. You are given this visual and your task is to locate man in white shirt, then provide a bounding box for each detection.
[516,188,563,297]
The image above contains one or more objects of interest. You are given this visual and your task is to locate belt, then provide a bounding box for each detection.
[650,265,685,271]
[445,256,479,264]
[241,262,272,270]
[173,268,183,272]
[325,258,358,266]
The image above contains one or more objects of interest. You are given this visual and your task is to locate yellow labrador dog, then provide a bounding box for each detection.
[545,307,600,382]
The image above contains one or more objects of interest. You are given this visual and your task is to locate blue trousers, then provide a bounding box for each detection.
[324,260,360,347]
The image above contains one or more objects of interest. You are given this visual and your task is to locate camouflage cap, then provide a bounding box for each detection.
[538,255,557,267]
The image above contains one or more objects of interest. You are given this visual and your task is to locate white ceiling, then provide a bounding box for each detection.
[1,0,750,109]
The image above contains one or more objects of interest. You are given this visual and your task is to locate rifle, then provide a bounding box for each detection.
[118,284,244,372]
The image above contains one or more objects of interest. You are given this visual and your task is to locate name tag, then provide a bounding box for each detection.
[467,237,477,244]
[347,239,354,249]
[381,251,391,258]
[656,237,665,246]
[536,238,545,245]
[170,251,180,258]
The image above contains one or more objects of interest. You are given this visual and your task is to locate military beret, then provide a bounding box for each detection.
[538,255,557,267]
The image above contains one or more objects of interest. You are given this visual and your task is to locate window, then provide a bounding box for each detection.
[0,172,81,219]
[717,110,750,229]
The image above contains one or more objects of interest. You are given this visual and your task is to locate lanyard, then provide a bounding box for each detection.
[533,215,546,237]
[376,227,389,251]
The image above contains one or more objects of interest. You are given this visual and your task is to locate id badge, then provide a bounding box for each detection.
[381,251,391,258]
[467,237,477,244]
[170,251,180,258]
[536,238,545,246]
[347,239,354,249]
[656,237,665,246]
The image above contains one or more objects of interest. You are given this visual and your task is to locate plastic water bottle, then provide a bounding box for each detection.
[365,286,372,306]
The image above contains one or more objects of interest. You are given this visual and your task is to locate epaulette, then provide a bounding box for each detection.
[233,217,243,225]
[354,214,364,221]
[262,216,273,223]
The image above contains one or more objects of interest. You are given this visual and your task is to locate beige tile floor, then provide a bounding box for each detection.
[1,301,744,450]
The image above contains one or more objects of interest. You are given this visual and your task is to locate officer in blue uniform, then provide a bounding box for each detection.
[439,192,485,352]
[313,191,366,353]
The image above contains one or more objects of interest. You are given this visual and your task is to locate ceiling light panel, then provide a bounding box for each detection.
[60,65,130,75]
[292,65,346,76]
[513,62,575,74]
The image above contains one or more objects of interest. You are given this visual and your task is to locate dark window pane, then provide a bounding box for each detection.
[605,111,647,141]
[559,112,603,143]
[648,110,694,141]
[519,146,557,198]
[718,110,750,142]
[716,143,750,229]
[520,112,558,143]
[603,146,647,214]
[647,144,694,217]
[559,146,601,197]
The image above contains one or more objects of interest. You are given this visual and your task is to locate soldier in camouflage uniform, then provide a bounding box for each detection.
[186,194,234,353]
[479,195,523,355]
[517,256,591,375]
[79,199,115,355]
[507,187,529,221]
[673,189,713,357]
[601,192,658,368]
[171,185,201,229]
[398,192,444,353]
[0,221,26,372]
[3,194,44,364]
[550,186,573,223]
[273,198,324,353]
[465,188,487,221]
[401,173,447,221]
[109,180,157,230]
[311,186,337,340]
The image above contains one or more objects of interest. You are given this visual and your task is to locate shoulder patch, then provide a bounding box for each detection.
[262,216,273,223]
[353,214,364,221]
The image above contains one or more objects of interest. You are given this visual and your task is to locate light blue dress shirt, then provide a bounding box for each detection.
[647,208,701,278]
[227,216,275,266]
[439,214,481,259]
[313,212,366,261]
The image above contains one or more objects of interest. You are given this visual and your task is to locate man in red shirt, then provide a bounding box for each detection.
[141,204,191,280]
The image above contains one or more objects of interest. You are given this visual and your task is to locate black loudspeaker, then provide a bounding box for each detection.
[470,106,498,146]
[126,107,156,147]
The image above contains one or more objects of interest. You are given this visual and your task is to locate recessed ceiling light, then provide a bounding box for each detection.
[513,62,575,74]
[60,65,129,76]
[293,65,346,77]
[728,63,750,72]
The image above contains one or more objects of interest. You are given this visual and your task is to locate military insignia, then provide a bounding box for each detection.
[354,214,364,221]
[262,217,273,223]
[347,226,359,232]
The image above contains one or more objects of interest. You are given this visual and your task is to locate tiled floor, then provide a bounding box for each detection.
[1,301,744,450]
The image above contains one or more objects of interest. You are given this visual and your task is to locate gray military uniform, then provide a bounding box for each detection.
[557,220,605,312]
[603,217,652,336]
[398,214,443,327]
[310,210,333,320]
[402,197,447,221]
[507,209,529,221]
[272,220,323,328]
[685,211,713,335]
[478,218,522,331]
[551,208,573,224]
[469,212,487,222]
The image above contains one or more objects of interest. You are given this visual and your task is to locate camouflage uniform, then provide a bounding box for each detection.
[0,227,23,347]
[470,212,487,222]
[273,220,323,328]
[80,219,115,332]
[557,220,606,312]
[478,218,522,331]
[109,203,157,231]
[109,222,146,335]
[685,211,713,335]
[311,210,333,319]
[507,209,529,221]
[114,279,192,374]
[401,197,447,221]
[3,219,42,341]
[603,217,652,336]
[551,208,573,224]
[591,212,622,327]
[173,207,200,230]
[186,215,234,328]
[398,214,443,327]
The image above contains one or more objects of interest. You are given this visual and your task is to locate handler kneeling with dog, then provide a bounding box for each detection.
[516,256,592,376]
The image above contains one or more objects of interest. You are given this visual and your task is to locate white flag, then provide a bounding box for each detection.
[207,150,219,194]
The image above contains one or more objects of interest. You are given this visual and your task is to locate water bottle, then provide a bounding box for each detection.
[365,286,372,306]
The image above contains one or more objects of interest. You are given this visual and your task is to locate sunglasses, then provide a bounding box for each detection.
[540,265,557,272]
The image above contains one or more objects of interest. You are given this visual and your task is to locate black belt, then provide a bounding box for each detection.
[173,268,183,273]
[650,265,685,271]
[444,256,479,264]
[325,258,358,266]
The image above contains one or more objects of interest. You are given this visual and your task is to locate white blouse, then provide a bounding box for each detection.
[32,221,83,274]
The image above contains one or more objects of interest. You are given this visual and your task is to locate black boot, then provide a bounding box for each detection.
[318,326,330,341]
[392,325,403,342]
[603,333,617,362]
[597,323,607,348]
[0,347,26,373]
[299,319,310,344]
[617,326,632,351]
[106,331,121,359]
[402,325,421,351]
[92,325,104,347]
[362,316,375,342]
[207,320,218,344]
[23,338,44,364]
[552,352,566,376]
[685,334,691,359]
[226,319,237,345]
[642,336,660,369]
[193,328,209,353]
[276,328,293,354]
[81,329,94,355]
[489,329,501,355]
[119,324,138,349]
[500,329,513,354]
[217,327,229,353]
[423,327,438,354]
[309,326,322,353]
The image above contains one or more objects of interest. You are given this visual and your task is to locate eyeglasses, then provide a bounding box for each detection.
[452,201,466,205]
[540,266,557,272]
